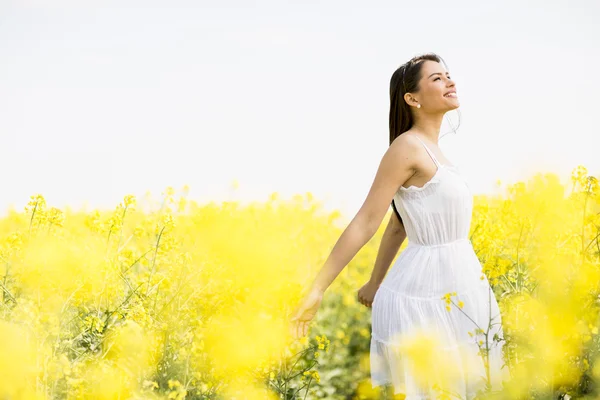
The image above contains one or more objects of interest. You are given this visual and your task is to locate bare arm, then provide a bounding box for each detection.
[369,210,407,286]
[310,135,419,293]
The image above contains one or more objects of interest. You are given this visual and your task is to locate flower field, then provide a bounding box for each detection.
[1,166,599,399]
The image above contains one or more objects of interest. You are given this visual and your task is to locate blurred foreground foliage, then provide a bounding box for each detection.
[0,166,599,399]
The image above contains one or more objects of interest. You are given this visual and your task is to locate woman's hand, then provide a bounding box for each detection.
[289,286,324,339]
[357,280,380,308]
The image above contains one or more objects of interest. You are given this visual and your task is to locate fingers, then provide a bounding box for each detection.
[360,300,372,308]
[357,290,365,307]
[289,319,310,339]
[290,311,311,339]
[290,302,310,339]
[357,291,373,308]
[295,317,303,339]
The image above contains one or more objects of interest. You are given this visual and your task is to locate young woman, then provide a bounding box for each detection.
[290,53,508,398]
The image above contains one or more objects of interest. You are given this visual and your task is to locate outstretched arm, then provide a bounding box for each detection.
[290,135,421,338]
[309,135,419,293]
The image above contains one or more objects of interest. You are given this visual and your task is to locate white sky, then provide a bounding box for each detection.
[1,0,599,219]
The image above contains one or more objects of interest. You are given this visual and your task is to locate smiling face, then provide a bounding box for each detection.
[404,60,459,112]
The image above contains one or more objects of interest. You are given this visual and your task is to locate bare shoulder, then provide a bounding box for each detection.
[351,131,424,231]
[387,133,422,173]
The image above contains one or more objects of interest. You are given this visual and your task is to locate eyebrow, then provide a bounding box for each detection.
[428,72,451,79]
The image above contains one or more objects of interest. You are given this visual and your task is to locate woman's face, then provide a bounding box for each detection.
[405,60,459,112]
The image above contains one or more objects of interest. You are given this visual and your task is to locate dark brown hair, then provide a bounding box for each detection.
[389,53,456,145]
[388,53,461,225]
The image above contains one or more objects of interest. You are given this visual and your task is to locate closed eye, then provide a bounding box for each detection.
[435,76,451,81]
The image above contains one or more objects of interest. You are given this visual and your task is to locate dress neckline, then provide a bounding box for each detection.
[399,164,460,192]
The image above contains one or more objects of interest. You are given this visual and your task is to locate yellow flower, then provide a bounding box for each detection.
[311,370,320,383]
[124,194,136,207]
[458,301,464,309]
[143,380,159,389]
[164,186,176,197]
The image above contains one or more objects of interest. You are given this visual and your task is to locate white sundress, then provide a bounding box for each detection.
[370,135,510,399]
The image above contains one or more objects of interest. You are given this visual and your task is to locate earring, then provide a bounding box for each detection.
[417,104,421,108]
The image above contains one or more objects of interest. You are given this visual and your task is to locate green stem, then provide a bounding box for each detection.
[484,286,492,387]
[450,299,483,332]
[116,205,129,251]
[303,377,313,400]
[0,281,16,303]
[285,347,311,381]
[28,202,38,236]
[146,226,165,297]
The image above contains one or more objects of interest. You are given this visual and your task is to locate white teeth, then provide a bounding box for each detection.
[445,93,457,98]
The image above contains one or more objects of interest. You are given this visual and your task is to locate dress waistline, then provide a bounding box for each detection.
[407,237,471,249]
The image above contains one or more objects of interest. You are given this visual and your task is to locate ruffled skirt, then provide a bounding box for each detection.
[370,240,510,399]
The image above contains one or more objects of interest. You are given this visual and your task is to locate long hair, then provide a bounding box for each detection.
[388,53,461,225]
[389,53,461,146]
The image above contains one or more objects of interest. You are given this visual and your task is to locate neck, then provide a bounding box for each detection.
[411,113,445,144]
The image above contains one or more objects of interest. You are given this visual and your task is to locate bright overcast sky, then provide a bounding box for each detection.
[1,0,598,218]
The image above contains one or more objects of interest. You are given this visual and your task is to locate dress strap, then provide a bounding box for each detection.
[413,135,441,168]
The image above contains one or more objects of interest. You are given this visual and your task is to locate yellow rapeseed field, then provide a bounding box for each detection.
[0,166,599,399]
